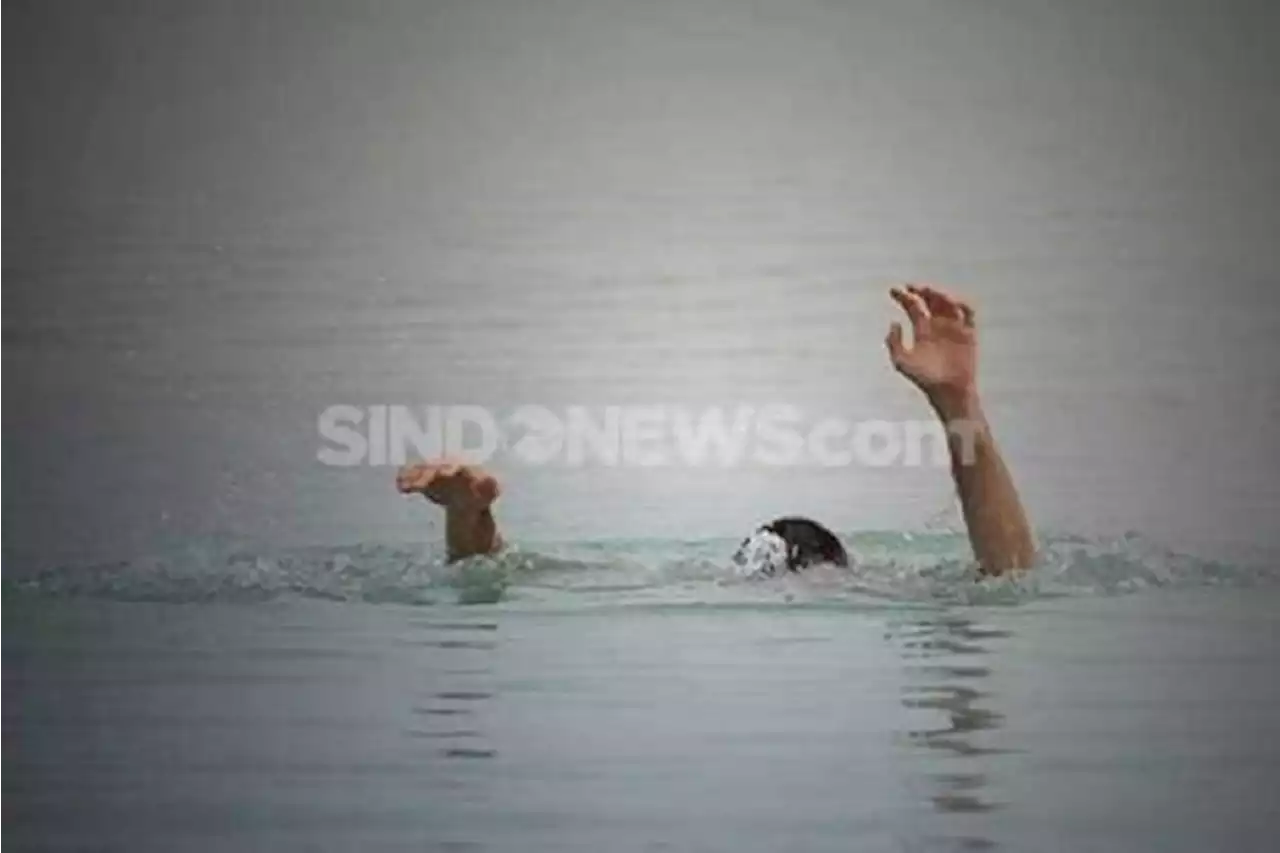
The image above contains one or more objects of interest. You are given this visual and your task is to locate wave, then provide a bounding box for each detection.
[6,531,1275,608]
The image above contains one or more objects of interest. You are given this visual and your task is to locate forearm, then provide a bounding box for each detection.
[445,508,503,562]
[930,389,1035,575]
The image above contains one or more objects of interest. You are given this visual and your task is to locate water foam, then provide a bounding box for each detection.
[6,531,1274,608]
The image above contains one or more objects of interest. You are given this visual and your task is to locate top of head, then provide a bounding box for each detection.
[731,516,849,577]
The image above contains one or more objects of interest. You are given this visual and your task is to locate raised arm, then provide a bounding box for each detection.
[396,460,504,561]
[885,284,1035,575]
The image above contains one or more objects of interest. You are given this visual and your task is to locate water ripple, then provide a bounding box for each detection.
[6,532,1274,607]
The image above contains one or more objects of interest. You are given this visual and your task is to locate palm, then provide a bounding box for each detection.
[897,317,975,389]
[886,285,977,395]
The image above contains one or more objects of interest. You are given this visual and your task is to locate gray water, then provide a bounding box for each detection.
[7,0,1280,849]
[8,590,1280,852]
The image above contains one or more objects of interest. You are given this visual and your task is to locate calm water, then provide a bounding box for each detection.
[7,0,1280,850]
[8,585,1280,852]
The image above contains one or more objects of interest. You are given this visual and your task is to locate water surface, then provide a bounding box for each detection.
[7,1,1280,849]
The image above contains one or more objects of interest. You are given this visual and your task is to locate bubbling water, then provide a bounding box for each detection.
[7,531,1273,608]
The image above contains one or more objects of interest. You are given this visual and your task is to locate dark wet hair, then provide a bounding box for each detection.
[756,516,849,571]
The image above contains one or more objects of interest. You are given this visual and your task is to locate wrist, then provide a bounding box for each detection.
[925,384,983,424]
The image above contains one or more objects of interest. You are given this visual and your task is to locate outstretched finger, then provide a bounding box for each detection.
[418,460,458,484]
[885,321,908,368]
[890,286,929,332]
[910,284,964,323]
[397,463,428,492]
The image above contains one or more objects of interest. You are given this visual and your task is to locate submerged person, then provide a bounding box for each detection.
[395,285,1036,576]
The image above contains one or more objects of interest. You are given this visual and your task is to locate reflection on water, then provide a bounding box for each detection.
[889,612,1013,823]
[404,620,500,761]
[408,639,499,650]
[11,597,1280,851]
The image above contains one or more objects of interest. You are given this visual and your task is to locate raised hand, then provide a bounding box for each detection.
[883,282,1034,574]
[885,284,978,404]
[396,458,504,561]
[396,459,501,511]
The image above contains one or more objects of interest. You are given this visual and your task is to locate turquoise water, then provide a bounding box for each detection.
[8,531,1271,608]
